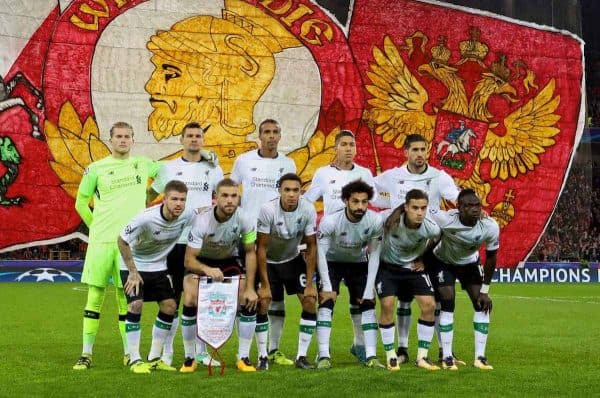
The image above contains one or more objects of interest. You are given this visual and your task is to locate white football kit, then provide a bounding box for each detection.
[151,158,223,244]
[187,207,256,260]
[431,209,500,265]
[119,205,193,272]
[231,150,296,222]
[381,212,441,268]
[257,197,317,264]
[374,165,458,213]
[317,209,383,295]
[304,164,378,215]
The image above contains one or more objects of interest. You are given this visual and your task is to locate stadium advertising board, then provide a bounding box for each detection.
[1,261,599,283]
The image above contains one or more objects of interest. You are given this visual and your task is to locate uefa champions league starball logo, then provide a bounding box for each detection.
[15,267,75,282]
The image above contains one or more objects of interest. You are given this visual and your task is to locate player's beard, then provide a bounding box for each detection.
[347,208,365,221]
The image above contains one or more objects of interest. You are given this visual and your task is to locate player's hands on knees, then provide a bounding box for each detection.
[477,292,493,313]
[304,284,317,301]
[125,271,143,297]
[243,287,259,311]
[319,290,337,304]
[204,266,224,282]
[257,284,272,303]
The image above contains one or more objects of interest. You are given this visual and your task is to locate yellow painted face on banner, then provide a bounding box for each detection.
[144,15,277,145]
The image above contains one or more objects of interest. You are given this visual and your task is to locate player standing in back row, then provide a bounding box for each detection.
[231,119,296,366]
[147,121,223,367]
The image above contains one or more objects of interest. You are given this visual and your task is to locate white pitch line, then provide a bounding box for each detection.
[489,294,600,305]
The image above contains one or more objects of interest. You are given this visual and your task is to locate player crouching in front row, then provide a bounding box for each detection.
[117,180,191,373]
[367,189,441,371]
[180,178,259,373]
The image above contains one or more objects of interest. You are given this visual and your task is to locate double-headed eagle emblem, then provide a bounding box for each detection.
[363,28,561,215]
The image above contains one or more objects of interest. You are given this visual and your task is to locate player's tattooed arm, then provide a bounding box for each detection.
[384,204,405,232]
[117,236,143,296]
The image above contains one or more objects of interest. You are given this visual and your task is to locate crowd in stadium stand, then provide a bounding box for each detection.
[529,159,600,262]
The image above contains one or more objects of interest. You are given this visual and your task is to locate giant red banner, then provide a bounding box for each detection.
[0,0,584,266]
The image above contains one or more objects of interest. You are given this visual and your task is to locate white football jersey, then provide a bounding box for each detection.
[431,209,500,265]
[380,211,441,268]
[374,165,459,213]
[304,164,378,215]
[119,205,193,272]
[151,158,224,244]
[230,150,296,223]
[257,197,317,264]
[318,209,383,263]
[187,207,256,260]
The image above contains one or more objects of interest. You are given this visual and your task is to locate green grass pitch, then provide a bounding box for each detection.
[1,283,598,397]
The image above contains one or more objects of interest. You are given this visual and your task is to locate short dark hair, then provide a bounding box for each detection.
[341,179,374,201]
[335,129,355,146]
[216,178,239,192]
[109,121,133,137]
[404,133,427,149]
[458,188,478,203]
[259,119,280,134]
[181,121,203,135]
[278,173,301,187]
[405,189,428,203]
[164,180,188,195]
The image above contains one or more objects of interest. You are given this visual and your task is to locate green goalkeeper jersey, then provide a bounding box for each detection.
[76,156,160,243]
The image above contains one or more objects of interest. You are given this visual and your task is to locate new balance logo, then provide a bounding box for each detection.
[153,230,161,235]
[329,180,336,184]
[176,172,183,176]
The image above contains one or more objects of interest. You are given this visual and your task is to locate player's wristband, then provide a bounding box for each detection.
[480,284,490,294]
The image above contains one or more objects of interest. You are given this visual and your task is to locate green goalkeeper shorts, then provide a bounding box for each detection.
[81,242,123,288]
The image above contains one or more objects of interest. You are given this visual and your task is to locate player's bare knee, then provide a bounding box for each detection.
[301,296,316,311]
[160,299,177,315]
[258,298,270,315]
[418,298,436,320]
[380,296,394,312]
[128,299,143,314]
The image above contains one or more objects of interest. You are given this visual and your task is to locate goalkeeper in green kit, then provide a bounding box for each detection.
[73,122,161,370]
